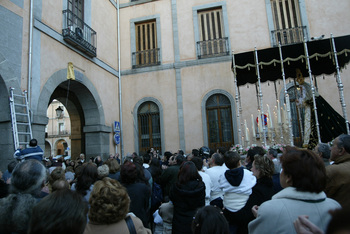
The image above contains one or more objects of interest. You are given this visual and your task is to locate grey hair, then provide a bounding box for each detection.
[317,143,331,160]
[97,164,110,179]
[211,153,224,166]
[10,159,47,196]
[337,134,350,154]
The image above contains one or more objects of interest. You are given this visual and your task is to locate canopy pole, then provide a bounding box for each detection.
[278,42,294,146]
[254,47,267,147]
[232,51,243,146]
[331,34,350,135]
[303,39,321,143]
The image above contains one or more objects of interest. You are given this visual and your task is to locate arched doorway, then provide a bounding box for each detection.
[137,101,161,155]
[206,94,234,149]
[36,69,110,160]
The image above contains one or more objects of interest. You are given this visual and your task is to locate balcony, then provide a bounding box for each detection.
[62,10,97,57]
[271,26,308,47]
[132,48,161,69]
[46,130,71,138]
[196,37,230,59]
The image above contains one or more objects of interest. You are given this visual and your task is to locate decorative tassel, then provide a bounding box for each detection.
[316,55,318,61]
[274,62,276,66]
[288,60,290,65]
[248,66,250,71]
[301,58,304,63]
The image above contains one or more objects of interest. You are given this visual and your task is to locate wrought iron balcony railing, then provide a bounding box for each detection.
[196,37,230,59]
[62,10,97,57]
[46,130,71,137]
[271,26,308,47]
[132,48,161,69]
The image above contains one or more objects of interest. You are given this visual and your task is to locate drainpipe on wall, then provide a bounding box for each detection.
[117,0,124,161]
[27,0,34,110]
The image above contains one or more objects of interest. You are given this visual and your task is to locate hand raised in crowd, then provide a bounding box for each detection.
[252,205,259,218]
[294,215,324,234]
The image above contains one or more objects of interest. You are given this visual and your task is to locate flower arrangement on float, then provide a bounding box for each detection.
[270,143,286,154]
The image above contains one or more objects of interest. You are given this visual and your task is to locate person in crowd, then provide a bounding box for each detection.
[192,206,229,234]
[2,160,17,183]
[14,138,44,161]
[71,162,98,202]
[121,161,151,228]
[325,134,350,208]
[244,147,259,171]
[315,143,331,166]
[97,164,109,180]
[148,157,163,213]
[248,147,341,234]
[223,155,275,234]
[48,167,66,192]
[220,151,256,212]
[169,161,205,234]
[105,158,120,180]
[205,152,227,208]
[78,153,86,165]
[85,177,151,234]
[160,154,184,200]
[28,189,87,234]
[65,166,75,183]
[133,156,153,186]
[267,148,283,193]
[0,159,47,233]
[158,201,174,234]
[143,153,151,169]
[93,155,103,167]
[192,156,212,206]
[0,172,8,198]
[52,179,70,192]
[161,151,172,169]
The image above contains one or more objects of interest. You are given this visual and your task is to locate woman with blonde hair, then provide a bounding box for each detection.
[84,177,151,234]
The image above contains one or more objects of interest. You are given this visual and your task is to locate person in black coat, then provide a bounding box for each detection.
[223,155,275,234]
[169,161,205,234]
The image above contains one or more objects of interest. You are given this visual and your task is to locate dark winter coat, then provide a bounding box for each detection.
[169,179,205,234]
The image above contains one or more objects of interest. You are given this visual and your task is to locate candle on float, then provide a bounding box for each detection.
[244,119,249,141]
[246,128,250,142]
[258,110,263,133]
[267,104,273,128]
[251,114,256,137]
[277,100,282,124]
[283,103,289,125]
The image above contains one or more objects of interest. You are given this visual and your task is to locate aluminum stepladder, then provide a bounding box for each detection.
[9,88,33,150]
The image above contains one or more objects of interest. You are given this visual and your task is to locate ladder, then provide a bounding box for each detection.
[9,87,33,150]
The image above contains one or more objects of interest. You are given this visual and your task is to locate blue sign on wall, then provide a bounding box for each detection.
[114,121,120,133]
[114,133,120,145]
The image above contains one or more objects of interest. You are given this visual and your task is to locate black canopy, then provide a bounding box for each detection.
[233,35,350,87]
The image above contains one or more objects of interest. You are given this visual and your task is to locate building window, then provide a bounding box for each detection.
[138,102,161,154]
[196,8,229,59]
[59,123,65,135]
[132,20,160,68]
[270,0,307,46]
[68,0,84,24]
[206,94,233,149]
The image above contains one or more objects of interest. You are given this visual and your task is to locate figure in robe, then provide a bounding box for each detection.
[295,68,347,149]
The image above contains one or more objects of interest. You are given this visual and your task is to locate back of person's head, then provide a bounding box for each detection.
[132,156,143,166]
[120,161,138,184]
[253,146,266,156]
[326,208,350,234]
[254,155,274,179]
[163,151,173,161]
[316,143,331,160]
[76,162,98,195]
[178,149,184,156]
[224,151,241,169]
[143,153,151,164]
[0,194,37,233]
[28,189,87,234]
[52,179,70,192]
[192,149,199,157]
[8,161,18,173]
[337,134,350,154]
[106,158,120,174]
[97,164,109,179]
[280,146,326,193]
[89,177,130,224]
[10,159,47,196]
[217,147,228,156]
[49,167,65,185]
[191,157,203,171]
[211,153,224,166]
[29,139,38,147]
[175,154,185,165]
[268,148,278,158]
[192,206,229,234]
[177,161,201,185]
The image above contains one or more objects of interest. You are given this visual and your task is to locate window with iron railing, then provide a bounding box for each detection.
[62,9,97,57]
[132,20,160,68]
[197,8,229,59]
[270,0,307,46]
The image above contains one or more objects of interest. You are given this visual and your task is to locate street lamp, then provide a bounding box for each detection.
[55,106,64,118]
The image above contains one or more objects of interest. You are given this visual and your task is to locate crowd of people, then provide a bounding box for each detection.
[0,134,350,234]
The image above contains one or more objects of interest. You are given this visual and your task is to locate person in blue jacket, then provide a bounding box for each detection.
[14,138,44,162]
